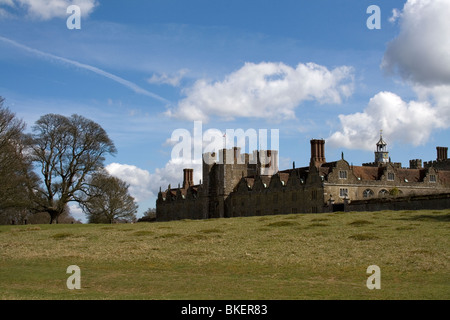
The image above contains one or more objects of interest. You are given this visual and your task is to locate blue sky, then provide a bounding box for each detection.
[1,0,450,221]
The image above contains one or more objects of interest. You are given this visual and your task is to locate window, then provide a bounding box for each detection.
[339,170,348,179]
[339,188,348,198]
[430,174,437,183]
[363,189,374,198]
[379,189,389,197]
[312,190,317,200]
[387,173,395,181]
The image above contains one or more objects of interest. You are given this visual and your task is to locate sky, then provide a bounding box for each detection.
[1,0,450,222]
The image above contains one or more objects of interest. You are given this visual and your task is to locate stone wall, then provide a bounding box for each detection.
[345,193,450,212]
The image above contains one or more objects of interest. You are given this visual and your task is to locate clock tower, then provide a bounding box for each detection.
[375,130,389,164]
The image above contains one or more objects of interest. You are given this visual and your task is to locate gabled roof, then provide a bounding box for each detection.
[396,168,426,183]
[352,166,384,181]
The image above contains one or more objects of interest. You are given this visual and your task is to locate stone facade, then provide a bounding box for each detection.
[156,135,450,221]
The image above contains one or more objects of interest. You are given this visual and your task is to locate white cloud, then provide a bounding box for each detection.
[0,7,10,17]
[68,204,85,222]
[148,69,189,87]
[105,163,154,202]
[105,160,202,202]
[382,0,450,86]
[414,84,450,111]
[388,8,401,24]
[166,61,354,122]
[328,91,445,150]
[332,0,450,151]
[0,0,98,20]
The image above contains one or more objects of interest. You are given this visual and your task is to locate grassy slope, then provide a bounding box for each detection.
[0,210,449,300]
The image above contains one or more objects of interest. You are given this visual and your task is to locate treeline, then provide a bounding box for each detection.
[0,97,138,224]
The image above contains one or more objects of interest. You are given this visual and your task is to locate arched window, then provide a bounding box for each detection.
[379,189,389,197]
[363,189,374,198]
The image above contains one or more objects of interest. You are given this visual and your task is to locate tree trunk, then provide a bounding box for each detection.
[48,209,60,224]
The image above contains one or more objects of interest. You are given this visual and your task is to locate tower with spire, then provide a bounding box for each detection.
[374,130,389,164]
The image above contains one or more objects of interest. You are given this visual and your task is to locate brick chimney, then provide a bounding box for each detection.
[183,168,194,189]
[310,139,326,168]
[436,147,448,161]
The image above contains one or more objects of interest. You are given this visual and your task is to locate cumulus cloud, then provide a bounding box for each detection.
[382,0,450,86]
[166,61,354,122]
[105,163,154,202]
[330,0,450,151]
[105,160,202,202]
[68,203,84,222]
[328,91,446,150]
[0,0,98,20]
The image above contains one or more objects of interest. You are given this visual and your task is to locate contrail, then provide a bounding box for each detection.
[0,35,170,104]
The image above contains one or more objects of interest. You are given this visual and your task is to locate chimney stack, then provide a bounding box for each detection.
[310,139,326,168]
[183,168,194,189]
[437,147,448,161]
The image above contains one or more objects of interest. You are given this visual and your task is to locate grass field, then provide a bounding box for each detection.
[0,209,449,300]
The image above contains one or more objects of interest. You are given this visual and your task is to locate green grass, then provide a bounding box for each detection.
[0,209,449,300]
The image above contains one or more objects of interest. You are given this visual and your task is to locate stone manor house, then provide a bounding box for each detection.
[156,133,450,221]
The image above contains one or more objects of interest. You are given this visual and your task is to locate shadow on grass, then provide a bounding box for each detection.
[396,214,450,223]
[266,221,299,227]
[348,233,379,241]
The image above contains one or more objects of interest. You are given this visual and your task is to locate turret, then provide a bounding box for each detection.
[374,130,389,164]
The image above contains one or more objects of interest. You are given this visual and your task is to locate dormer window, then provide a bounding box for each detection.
[430,174,437,183]
[339,170,347,179]
[387,173,395,181]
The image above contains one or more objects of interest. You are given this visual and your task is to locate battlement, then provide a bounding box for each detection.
[424,146,450,170]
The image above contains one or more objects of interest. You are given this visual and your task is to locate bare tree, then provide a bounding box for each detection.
[138,208,156,222]
[80,171,138,224]
[0,97,39,219]
[30,113,117,224]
